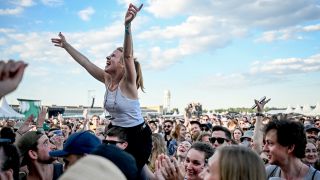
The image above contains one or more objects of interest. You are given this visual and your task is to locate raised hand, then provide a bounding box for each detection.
[125,3,143,25]
[37,107,47,128]
[51,32,67,48]
[17,114,34,135]
[254,98,271,113]
[0,60,27,97]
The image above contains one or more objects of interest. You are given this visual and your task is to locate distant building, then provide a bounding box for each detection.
[163,90,171,114]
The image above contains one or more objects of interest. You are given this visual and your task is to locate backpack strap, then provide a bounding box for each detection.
[267,166,279,179]
[312,168,318,180]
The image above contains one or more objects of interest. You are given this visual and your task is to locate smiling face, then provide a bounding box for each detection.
[177,141,192,158]
[263,129,289,166]
[184,148,206,180]
[105,49,123,73]
[303,142,318,165]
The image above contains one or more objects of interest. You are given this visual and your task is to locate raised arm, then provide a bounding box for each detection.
[252,97,270,154]
[51,32,106,83]
[123,4,143,86]
[0,60,27,98]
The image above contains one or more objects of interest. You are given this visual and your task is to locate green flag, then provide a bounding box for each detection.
[18,99,41,119]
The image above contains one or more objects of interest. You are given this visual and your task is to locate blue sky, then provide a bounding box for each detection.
[1,0,320,111]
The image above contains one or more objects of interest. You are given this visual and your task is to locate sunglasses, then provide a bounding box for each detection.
[103,140,125,145]
[209,137,228,144]
[164,125,172,128]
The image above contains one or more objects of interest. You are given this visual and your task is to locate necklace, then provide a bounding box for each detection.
[105,84,118,111]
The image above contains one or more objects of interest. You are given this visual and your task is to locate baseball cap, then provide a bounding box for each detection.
[240,130,254,142]
[305,124,320,133]
[16,131,44,158]
[49,131,101,157]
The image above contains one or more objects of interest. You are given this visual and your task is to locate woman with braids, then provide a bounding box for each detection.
[51,3,151,173]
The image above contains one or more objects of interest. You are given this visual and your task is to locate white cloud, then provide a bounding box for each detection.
[145,0,320,29]
[0,7,23,15]
[137,15,244,69]
[117,0,140,6]
[250,54,320,75]
[41,0,63,7]
[78,7,95,21]
[0,28,16,33]
[12,0,35,7]
[256,24,320,43]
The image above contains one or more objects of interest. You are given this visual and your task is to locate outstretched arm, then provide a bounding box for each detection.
[51,32,107,83]
[252,97,270,154]
[123,4,143,86]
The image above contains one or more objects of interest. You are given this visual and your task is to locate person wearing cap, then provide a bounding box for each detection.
[240,130,254,148]
[49,130,101,170]
[305,124,320,142]
[16,131,62,180]
[210,125,232,149]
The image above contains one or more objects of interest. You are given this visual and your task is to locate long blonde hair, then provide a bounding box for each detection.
[117,47,145,92]
[217,145,266,180]
[148,133,167,172]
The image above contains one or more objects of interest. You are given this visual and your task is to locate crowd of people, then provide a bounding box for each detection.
[1,3,320,180]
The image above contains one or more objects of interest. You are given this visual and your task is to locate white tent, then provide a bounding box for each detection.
[311,102,320,116]
[284,105,294,114]
[0,97,24,118]
[293,105,304,115]
[302,104,313,116]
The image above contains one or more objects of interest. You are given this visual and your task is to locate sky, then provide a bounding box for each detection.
[1,0,320,111]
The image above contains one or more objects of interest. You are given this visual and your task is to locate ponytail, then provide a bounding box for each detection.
[134,58,145,92]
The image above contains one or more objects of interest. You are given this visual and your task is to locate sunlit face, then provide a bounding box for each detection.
[201,135,210,144]
[202,152,220,180]
[36,135,56,164]
[211,131,230,149]
[149,123,157,133]
[177,141,192,158]
[263,129,289,166]
[184,149,206,180]
[191,124,201,135]
[61,125,71,136]
[105,49,123,73]
[164,122,173,133]
[180,126,187,138]
[303,142,318,165]
[185,133,192,142]
[233,129,242,141]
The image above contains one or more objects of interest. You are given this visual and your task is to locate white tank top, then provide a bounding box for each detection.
[104,86,144,127]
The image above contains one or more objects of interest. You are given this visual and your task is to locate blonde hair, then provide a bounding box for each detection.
[217,145,266,180]
[148,133,167,172]
[117,47,145,92]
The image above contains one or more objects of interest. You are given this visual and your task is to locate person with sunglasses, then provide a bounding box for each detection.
[104,126,128,150]
[210,125,232,149]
